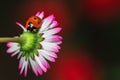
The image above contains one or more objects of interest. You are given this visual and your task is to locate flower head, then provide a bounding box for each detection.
[6,11,62,77]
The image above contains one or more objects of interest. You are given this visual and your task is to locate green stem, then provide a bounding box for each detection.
[0,37,21,43]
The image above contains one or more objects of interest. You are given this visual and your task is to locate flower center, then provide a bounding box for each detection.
[19,32,43,59]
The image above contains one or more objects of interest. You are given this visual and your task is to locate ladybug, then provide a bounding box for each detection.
[26,16,42,32]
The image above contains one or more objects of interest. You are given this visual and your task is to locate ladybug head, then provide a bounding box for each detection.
[26,16,42,32]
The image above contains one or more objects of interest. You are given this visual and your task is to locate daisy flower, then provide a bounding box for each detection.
[6,11,62,77]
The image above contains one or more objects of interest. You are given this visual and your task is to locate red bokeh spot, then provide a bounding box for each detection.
[81,0,119,22]
[48,51,97,80]
[58,55,94,80]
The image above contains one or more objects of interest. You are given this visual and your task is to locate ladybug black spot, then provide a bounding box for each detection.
[34,17,37,20]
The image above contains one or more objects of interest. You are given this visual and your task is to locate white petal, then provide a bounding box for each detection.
[35,61,43,75]
[54,41,63,45]
[29,57,43,76]
[11,49,20,57]
[7,44,20,53]
[49,21,58,28]
[38,11,44,19]
[39,15,54,32]
[46,51,58,58]
[35,55,47,72]
[41,50,57,58]
[44,20,58,31]
[16,22,27,32]
[6,42,18,47]
[44,35,62,42]
[19,57,26,74]
[35,11,40,16]
[29,57,38,76]
[38,50,55,62]
[40,41,60,52]
[19,57,25,69]
[43,27,62,37]
[24,60,28,77]
[17,52,22,59]
[20,62,25,75]
[39,55,50,69]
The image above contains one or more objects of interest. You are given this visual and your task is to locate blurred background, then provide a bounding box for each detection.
[0,0,120,80]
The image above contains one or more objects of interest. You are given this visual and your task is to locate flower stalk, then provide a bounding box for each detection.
[0,37,21,43]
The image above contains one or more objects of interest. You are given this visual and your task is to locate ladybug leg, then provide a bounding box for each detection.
[27,22,38,33]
